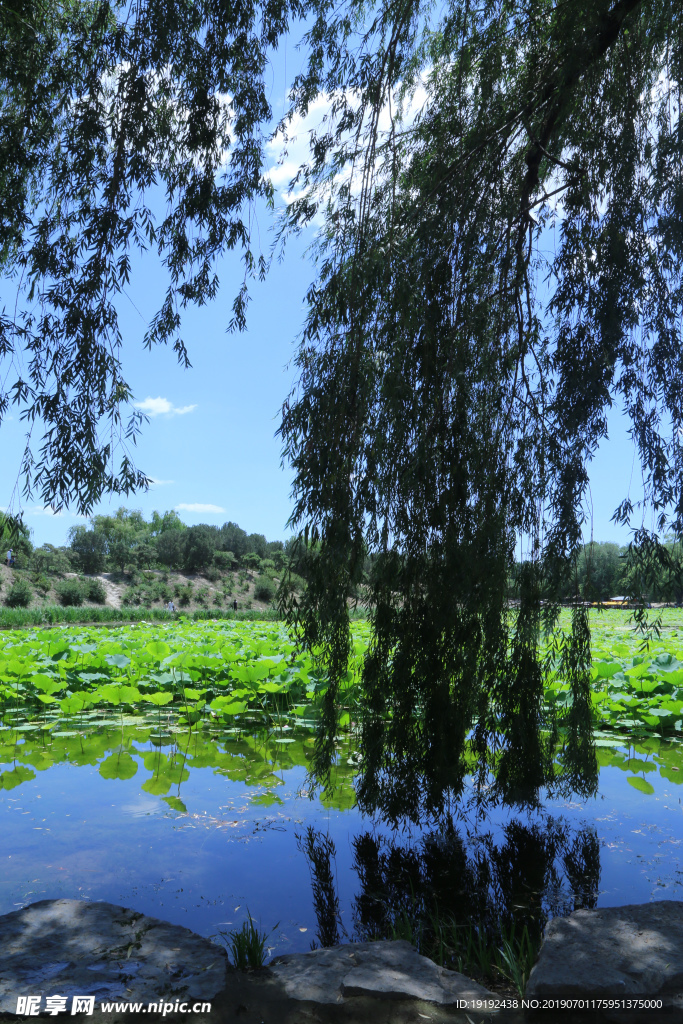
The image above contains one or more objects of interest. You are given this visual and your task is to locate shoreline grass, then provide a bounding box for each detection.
[0,604,283,629]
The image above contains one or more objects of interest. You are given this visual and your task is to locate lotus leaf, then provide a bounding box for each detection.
[626,776,655,794]
[144,692,174,706]
[162,796,187,812]
[99,752,138,780]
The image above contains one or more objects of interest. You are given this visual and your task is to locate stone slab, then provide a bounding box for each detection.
[0,901,505,1024]
[0,899,228,1014]
[268,939,496,1006]
[526,901,683,1003]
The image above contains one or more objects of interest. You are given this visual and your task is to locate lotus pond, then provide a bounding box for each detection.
[1,612,682,981]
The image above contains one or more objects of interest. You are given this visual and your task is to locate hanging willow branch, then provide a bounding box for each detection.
[278,0,683,824]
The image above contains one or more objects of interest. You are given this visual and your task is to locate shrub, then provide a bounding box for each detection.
[243,553,262,572]
[32,573,52,596]
[55,578,85,606]
[203,565,221,582]
[196,586,209,606]
[5,577,33,607]
[254,576,276,603]
[85,578,107,604]
[122,586,143,606]
[213,592,223,606]
[151,581,171,603]
[177,584,193,607]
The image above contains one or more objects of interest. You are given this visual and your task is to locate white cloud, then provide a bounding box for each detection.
[28,506,64,517]
[265,75,429,220]
[134,396,197,417]
[175,503,225,514]
[148,478,175,486]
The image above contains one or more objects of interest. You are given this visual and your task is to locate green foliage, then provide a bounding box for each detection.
[218,910,278,970]
[85,578,107,604]
[55,578,85,606]
[136,542,157,570]
[32,573,52,596]
[0,0,295,514]
[183,526,217,572]
[243,553,262,572]
[254,576,276,603]
[30,544,71,576]
[5,577,33,608]
[156,530,185,569]
[150,581,172,604]
[0,513,33,560]
[68,526,106,574]
[91,512,141,573]
[213,550,236,571]
[275,0,683,820]
[150,510,186,535]
[203,565,221,582]
[195,586,210,606]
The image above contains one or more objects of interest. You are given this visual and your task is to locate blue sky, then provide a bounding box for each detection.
[0,35,664,555]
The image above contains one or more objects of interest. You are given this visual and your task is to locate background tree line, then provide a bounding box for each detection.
[2,509,286,577]
[507,539,683,605]
[5,510,683,606]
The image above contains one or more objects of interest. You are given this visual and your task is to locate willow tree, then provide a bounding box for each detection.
[0,0,307,517]
[2,0,682,822]
[278,0,683,822]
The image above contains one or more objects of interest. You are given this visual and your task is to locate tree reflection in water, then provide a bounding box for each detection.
[298,813,599,990]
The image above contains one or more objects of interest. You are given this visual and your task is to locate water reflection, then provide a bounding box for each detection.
[299,815,600,990]
[1,704,683,975]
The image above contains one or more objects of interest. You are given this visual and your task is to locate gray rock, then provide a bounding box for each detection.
[0,899,228,1015]
[526,901,683,1003]
[268,939,496,1007]
[0,901,501,1023]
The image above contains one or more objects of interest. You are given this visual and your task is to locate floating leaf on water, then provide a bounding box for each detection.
[1,765,36,790]
[162,796,187,813]
[250,792,285,807]
[99,752,138,781]
[626,776,655,795]
[142,775,172,796]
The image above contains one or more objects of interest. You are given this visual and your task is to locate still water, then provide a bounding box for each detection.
[1,709,682,961]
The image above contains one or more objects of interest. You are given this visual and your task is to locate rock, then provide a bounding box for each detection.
[0,901,502,1024]
[268,939,497,1006]
[0,899,228,1014]
[526,901,683,1018]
